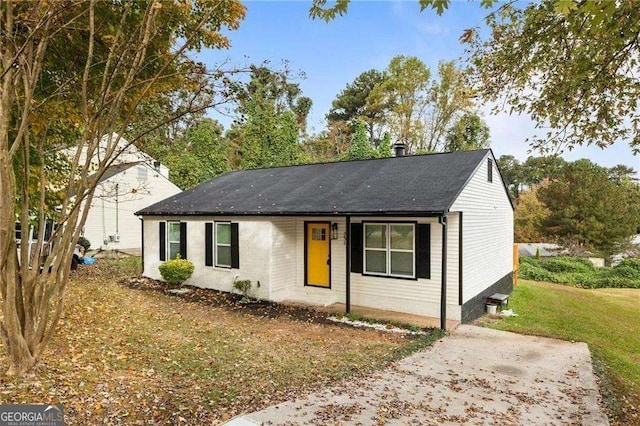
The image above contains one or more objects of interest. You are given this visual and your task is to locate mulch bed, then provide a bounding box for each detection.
[118,276,337,326]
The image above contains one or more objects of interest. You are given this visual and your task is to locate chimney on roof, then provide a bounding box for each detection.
[393,142,405,157]
[153,161,161,172]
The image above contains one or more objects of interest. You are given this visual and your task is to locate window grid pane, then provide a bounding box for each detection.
[167,222,181,260]
[363,223,415,278]
[169,242,181,260]
[390,224,413,250]
[390,251,413,276]
[216,223,231,244]
[216,245,232,267]
[215,222,232,267]
[168,222,180,243]
[364,224,386,249]
[365,250,387,274]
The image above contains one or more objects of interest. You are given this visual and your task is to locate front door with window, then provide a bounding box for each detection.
[306,222,330,287]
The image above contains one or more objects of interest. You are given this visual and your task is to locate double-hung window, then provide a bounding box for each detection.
[215,222,232,268]
[364,223,415,278]
[205,222,238,268]
[167,221,181,260]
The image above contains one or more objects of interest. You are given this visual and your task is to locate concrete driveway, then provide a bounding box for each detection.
[226,325,608,425]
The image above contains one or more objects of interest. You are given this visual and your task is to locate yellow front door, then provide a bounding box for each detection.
[306,223,330,287]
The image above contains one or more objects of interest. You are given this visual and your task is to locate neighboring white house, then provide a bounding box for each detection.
[61,133,170,179]
[83,161,181,251]
[64,133,181,251]
[137,149,514,327]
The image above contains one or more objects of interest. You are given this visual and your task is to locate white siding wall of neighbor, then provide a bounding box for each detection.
[83,164,180,251]
[142,217,273,301]
[451,155,514,303]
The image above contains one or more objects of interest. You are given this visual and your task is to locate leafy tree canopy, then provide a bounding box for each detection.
[166,118,230,189]
[228,67,310,170]
[0,0,245,376]
[514,185,551,244]
[538,159,640,256]
[497,155,567,200]
[444,111,490,152]
[327,69,387,143]
[229,64,312,136]
[311,0,640,154]
[377,132,393,158]
[367,55,431,153]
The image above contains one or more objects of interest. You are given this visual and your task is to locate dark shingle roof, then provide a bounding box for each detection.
[136,150,491,216]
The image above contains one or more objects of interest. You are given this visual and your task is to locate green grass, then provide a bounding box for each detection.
[480,280,640,424]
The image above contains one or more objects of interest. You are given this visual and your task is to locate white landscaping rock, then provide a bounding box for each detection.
[167,288,192,295]
[328,316,427,335]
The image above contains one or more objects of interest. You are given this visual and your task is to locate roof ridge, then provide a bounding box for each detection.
[224,149,491,173]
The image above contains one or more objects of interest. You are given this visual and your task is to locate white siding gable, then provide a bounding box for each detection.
[450,154,514,303]
[83,163,180,250]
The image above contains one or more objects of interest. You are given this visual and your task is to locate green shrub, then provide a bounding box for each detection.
[615,258,640,273]
[539,257,595,273]
[158,257,194,285]
[590,275,640,289]
[610,265,640,280]
[233,279,252,299]
[518,262,556,282]
[564,272,595,287]
[519,256,640,289]
[519,256,539,266]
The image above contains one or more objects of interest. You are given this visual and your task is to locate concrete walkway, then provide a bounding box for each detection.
[225,325,608,425]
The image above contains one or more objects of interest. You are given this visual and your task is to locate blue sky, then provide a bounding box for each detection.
[199,0,639,171]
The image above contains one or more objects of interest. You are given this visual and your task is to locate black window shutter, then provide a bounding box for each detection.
[350,223,363,273]
[205,222,213,266]
[179,222,187,259]
[159,222,166,261]
[416,224,431,279]
[230,223,239,269]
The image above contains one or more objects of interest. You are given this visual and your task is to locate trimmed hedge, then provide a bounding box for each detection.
[158,257,194,285]
[518,256,640,289]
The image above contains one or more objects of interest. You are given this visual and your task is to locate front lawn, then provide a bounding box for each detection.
[0,257,441,424]
[479,280,640,425]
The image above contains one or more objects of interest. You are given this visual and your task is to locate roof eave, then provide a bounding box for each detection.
[136,210,446,217]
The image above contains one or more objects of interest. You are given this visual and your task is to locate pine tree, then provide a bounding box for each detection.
[377,132,393,158]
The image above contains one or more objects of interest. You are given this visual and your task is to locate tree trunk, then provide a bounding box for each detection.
[1,328,36,376]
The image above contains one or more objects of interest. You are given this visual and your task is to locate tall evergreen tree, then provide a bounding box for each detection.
[377,133,393,158]
[327,69,387,143]
[343,120,378,160]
